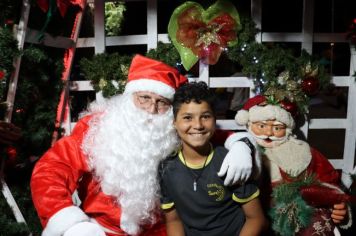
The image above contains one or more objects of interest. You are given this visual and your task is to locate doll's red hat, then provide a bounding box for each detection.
[235,95,295,129]
[124,54,188,100]
[241,95,267,110]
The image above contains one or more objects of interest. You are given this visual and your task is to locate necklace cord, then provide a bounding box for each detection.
[180,143,212,191]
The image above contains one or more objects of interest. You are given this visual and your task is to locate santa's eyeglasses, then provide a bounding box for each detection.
[134,93,171,113]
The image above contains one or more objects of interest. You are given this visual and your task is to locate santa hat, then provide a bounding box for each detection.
[235,95,295,129]
[124,54,188,100]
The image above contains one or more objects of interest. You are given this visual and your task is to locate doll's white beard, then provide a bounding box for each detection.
[82,94,179,235]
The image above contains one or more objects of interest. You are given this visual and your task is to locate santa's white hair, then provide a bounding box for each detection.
[81,93,179,235]
[236,104,295,129]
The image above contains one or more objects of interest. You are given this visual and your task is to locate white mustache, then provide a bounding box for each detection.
[253,134,286,141]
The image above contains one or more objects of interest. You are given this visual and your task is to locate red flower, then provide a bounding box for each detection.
[6,146,17,160]
[0,70,5,80]
[176,6,238,65]
[5,19,14,25]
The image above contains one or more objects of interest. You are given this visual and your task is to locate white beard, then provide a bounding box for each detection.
[82,94,179,235]
[263,137,312,182]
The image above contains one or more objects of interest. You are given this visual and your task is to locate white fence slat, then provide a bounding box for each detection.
[94,0,105,54]
[147,0,158,50]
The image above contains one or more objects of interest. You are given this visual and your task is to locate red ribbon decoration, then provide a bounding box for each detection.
[176,6,238,65]
[37,0,83,17]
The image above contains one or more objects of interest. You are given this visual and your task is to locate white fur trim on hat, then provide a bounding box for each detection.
[124,78,175,100]
[235,110,250,126]
[236,104,295,129]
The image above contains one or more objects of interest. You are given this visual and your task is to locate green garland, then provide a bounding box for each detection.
[79,42,181,99]
[0,193,31,236]
[105,1,126,36]
[0,45,63,235]
[13,46,64,158]
[0,180,42,236]
[0,0,63,233]
[226,17,331,115]
[0,27,20,107]
[80,53,131,98]
[146,41,181,68]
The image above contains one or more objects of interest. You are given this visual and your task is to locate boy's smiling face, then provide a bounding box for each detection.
[174,101,215,150]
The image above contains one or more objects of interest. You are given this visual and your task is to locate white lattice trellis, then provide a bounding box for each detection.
[67,0,356,183]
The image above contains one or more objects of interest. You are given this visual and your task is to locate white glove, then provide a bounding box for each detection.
[63,222,105,236]
[342,166,356,189]
[218,140,252,186]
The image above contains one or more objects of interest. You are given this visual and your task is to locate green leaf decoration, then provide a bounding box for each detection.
[168,1,200,71]
[105,2,126,36]
[168,0,240,70]
[270,195,313,236]
[269,173,317,235]
[146,41,181,68]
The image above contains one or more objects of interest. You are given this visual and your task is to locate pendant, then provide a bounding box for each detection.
[193,180,197,191]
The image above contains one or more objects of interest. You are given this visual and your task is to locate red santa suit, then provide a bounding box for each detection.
[31,115,166,236]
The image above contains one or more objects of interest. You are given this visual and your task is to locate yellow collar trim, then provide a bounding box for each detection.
[178,147,214,169]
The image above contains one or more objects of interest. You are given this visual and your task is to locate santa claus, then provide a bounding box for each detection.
[31,55,255,236]
[235,95,352,235]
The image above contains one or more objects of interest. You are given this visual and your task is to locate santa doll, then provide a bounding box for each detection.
[235,94,352,236]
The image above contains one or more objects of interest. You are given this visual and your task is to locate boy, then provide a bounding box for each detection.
[159,82,267,236]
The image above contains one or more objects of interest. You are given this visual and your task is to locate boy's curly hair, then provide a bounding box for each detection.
[172,81,216,118]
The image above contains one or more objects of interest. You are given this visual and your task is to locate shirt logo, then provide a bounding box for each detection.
[207,183,225,201]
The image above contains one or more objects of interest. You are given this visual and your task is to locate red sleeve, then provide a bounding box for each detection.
[308,148,340,186]
[30,117,91,226]
[211,129,235,147]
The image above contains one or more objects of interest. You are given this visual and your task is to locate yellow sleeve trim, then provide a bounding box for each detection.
[232,189,260,203]
[161,202,175,210]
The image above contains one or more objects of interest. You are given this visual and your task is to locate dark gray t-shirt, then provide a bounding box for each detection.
[159,146,259,236]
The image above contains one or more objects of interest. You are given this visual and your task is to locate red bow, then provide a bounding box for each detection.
[176,6,238,65]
